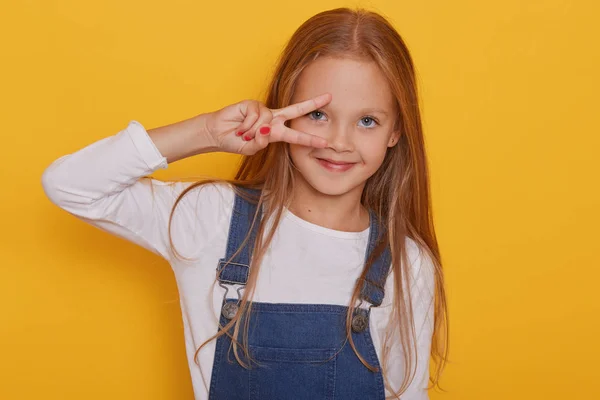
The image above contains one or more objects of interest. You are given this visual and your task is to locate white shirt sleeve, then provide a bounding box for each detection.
[383,240,436,399]
[405,246,436,399]
[41,120,194,261]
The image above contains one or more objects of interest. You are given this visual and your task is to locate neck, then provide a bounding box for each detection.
[288,173,369,232]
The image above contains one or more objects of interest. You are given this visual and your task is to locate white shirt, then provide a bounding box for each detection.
[41,120,435,399]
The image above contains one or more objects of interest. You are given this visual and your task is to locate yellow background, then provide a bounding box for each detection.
[2,0,598,398]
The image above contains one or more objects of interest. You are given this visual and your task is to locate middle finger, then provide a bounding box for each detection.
[270,124,328,148]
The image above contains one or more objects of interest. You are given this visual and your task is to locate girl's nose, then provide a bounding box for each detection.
[327,124,353,153]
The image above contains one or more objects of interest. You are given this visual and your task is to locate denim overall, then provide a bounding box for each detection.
[208,189,392,400]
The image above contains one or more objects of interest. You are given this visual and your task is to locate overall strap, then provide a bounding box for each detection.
[216,187,262,285]
[360,210,393,307]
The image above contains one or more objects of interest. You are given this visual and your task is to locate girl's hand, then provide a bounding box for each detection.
[205,93,332,156]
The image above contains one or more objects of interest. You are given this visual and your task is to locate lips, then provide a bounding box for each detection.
[316,157,357,172]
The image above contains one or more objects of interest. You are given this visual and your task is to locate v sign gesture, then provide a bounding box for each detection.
[205,93,333,156]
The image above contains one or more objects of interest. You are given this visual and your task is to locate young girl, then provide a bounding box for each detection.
[42,7,447,400]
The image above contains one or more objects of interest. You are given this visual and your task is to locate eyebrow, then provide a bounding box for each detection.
[360,108,389,116]
[320,105,390,116]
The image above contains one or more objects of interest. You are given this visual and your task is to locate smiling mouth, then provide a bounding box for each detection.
[316,158,357,172]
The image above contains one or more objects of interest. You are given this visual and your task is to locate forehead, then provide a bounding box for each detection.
[292,56,394,112]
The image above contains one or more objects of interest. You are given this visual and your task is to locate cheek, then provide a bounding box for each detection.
[289,143,312,166]
[289,119,327,139]
[357,136,390,164]
[288,120,321,165]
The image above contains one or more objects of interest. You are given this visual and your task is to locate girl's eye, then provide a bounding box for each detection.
[358,116,378,128]
[308,110,327,121]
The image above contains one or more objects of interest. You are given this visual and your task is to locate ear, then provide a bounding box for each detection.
[387,131,401,147]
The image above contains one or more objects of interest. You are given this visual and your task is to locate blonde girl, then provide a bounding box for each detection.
[43,7,448,400]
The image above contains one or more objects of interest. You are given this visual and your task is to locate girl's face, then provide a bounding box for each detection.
[289,56,400,198]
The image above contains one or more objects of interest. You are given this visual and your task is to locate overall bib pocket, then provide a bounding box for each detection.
[248,345,337,400]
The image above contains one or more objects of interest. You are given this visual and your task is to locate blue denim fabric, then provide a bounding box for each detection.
[208,188,392,400]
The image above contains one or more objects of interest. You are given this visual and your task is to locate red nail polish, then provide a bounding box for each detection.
[243,135,251,141]
[236,131,244,136]
[259,126,271,135]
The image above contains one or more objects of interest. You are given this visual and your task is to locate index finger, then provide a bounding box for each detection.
[272,93,332,121]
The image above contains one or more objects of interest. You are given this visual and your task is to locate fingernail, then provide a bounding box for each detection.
[243,135,251,141]
[236,131,244,136]
[259,126,271,135]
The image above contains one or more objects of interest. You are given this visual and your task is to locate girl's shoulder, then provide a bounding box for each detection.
[380,237,435,308]
[168,180,236,220]
[404,237,436,302]
[157,178,233,201]
[166,181,236,258]
[404,236,435,278]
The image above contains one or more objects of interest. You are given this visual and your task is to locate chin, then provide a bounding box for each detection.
[304,177,357,197]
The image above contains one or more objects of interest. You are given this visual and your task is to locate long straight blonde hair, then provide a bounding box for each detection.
[168,7,448,398]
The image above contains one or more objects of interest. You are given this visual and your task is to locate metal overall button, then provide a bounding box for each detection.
[351,310,369,332]
[218,282,244,320]
[221,302,239,319]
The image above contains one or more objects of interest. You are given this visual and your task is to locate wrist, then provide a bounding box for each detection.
[191,113,220,154]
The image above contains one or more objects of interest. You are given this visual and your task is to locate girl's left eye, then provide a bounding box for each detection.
[308,110,327,121]
[358,116,378,128]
